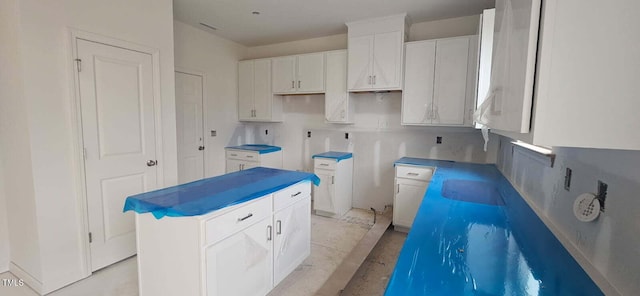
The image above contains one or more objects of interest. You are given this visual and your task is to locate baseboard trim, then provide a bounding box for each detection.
[9,262,43,295]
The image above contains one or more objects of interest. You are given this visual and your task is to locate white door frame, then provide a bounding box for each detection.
[175,67,209,178]
[67,29,165,275]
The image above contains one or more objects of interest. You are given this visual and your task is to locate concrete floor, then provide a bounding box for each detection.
[0,208,404,296]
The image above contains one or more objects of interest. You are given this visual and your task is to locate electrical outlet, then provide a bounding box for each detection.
[436,136,442,144]
[345,133,349,139]
[564,168,572,191]
[307,131,311,138]
[210,130,217,137]
[265,129,268,135]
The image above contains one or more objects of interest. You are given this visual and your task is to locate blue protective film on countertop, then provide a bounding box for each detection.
[312,151,353,162]
[394,156,454,167]
[225,144,282,154]
[385,161,603,296]
[123,167,319,219]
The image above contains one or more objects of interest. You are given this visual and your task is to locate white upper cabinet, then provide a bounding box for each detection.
[480,0,541,133]
[324,50,354,124]
[347,14,407,92]
[272,53,324,95]
[402,36,478,126]
[488,0,640,150]
[238,59,283,122]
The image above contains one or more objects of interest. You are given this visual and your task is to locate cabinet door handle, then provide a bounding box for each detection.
[320,163,329,166]
[291,191,302,197]
[246,155,254,158]
[397,184,400,193]
[267,225,272,241]
[298,80,301,88]
[237,213,253,222]
[292,81,295,89]
[407,172,419,176]
[276,220,282,235]
[373,75,376,85]
[230,153,238,157]
[331,176,334,184]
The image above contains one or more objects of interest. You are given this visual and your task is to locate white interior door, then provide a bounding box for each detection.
[176,71,204,184]
[77,38,157,271]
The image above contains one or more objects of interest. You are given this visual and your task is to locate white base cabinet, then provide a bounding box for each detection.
[393,164,434,231]
[136,182,311,296]
[225,148,282,173]
[313,157,353,218]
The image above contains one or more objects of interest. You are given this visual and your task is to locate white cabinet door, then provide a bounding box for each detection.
[206,217,273,296]
[296,53,325,93]
[433,37,469,125]
[347,35,373,91]
[325,50,350,123]
[402,41,436,125]
[272,56,296,94]
[238,61,254,121]
[253,59,272,120]
[372,31,402,90]
[393,179,428,228]
[226,159,244,173]
[273,197,311,286]
[242,161,260,171]
[313,171,335,214]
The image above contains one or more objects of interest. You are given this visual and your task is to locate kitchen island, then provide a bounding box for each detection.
[124,167,319,296]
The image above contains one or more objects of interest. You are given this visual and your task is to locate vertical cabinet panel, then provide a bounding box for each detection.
[313,172,335,214]
[271,57,296,94]
[238,61,254,121]
[206,217,273,296]
[325,50,352,123]
[273,198,311,286]
[433,37,470,125]
[347,35,374,90]
[253,59,272,120]
[402,41,436,124]
[393,179,428,229]
[296,53,325,93]
[372,31,403,90]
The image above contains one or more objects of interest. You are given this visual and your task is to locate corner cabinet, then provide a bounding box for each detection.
[238,59,283,122]
[402,35,478,126]
[272,53,325,94]
[136,182,311,296]
[324,50,354,123]
[346,14,407,92]
[393,164,434,232]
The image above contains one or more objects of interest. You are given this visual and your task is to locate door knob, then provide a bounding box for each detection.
[198,146,205,151]
[146,160,157,167]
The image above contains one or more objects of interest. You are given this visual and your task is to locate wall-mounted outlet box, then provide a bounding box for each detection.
[211,130,217,137]
[345,133,349,139]
[265,129,268,135]
[564,168,572,191]
[436,136,442,144]
[307,131,311,138]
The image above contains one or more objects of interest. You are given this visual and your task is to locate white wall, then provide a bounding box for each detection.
[0,0,43,280]
[408,15,480,41]
[173,21,248,176]
[237,93,498,209]
[1,0,177,293]
[0,145,10,273]
[497,136,640,295]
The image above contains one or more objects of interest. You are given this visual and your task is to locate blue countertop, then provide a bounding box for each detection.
[123,167,319,219]
[225,144,281,154]
[386,158,602,296]
[312,151,353,162]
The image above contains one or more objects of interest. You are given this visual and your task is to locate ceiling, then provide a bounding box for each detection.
[173,0,495,46]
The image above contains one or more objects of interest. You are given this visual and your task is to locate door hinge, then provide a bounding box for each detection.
[75,58,82,72]
[88,232,92,243]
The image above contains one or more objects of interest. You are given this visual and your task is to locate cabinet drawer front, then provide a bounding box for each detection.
[273,182,311,212]
[205,196,272,246]
[314,158,337,170]
[396,165,434,181]
[226,150,259,161]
